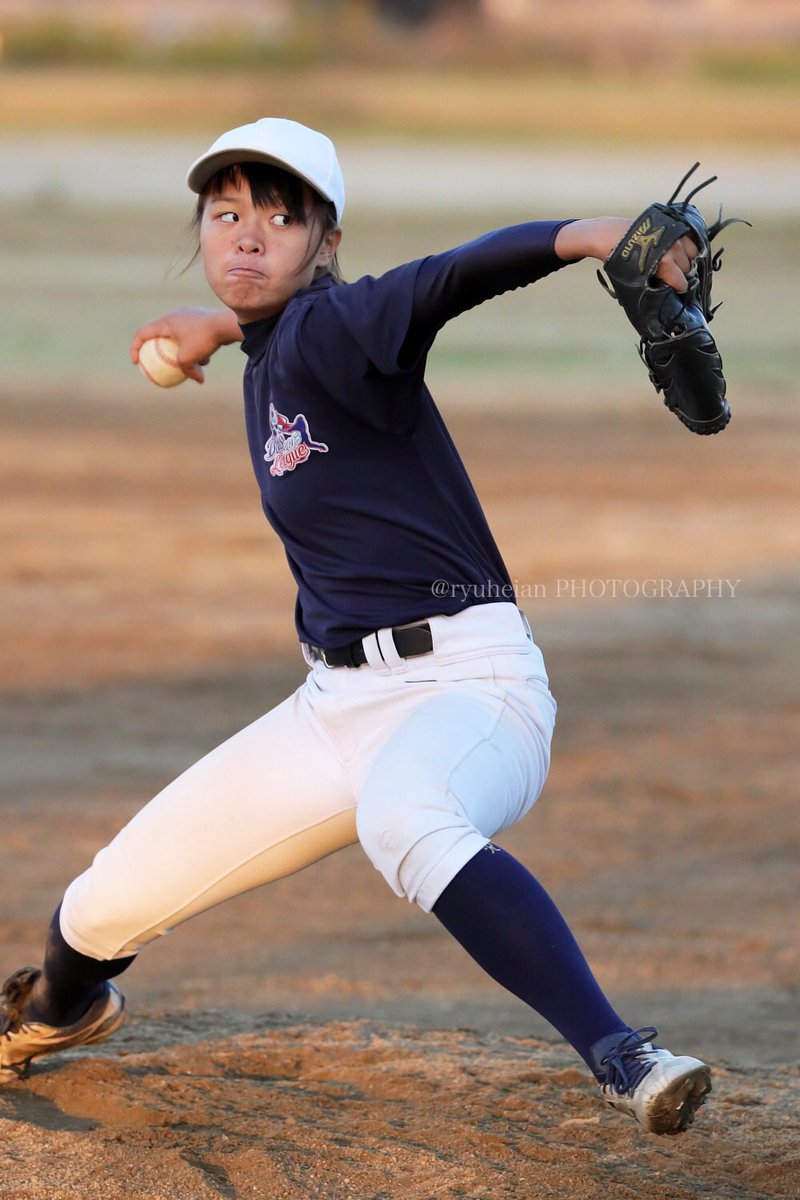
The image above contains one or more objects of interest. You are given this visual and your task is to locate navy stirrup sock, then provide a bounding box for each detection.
[38,905,135,1026]
[432,845,630,1069]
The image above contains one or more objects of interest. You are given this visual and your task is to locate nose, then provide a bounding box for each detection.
[236,224,264,254]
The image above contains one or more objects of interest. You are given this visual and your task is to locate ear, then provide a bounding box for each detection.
[317,226,342,268]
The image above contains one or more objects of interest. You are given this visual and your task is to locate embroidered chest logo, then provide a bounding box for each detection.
[263,403,329,477]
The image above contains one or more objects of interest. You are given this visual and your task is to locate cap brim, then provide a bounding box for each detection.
[186,148,334,208]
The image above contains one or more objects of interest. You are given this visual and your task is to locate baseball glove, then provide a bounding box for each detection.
[598,164,749,435]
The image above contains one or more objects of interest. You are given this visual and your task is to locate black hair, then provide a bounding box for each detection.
[192,161,343,283]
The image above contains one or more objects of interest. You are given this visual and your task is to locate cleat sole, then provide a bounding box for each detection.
[647,1064,712,1136]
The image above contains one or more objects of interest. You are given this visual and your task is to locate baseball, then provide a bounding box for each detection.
[138,336,188,388]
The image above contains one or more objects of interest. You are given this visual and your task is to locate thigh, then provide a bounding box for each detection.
[355,681,553,910]
[60,682,357,958]
[363,682,549,835]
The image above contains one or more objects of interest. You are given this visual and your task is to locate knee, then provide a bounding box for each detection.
[59,878,117,959]
[355,787,418,888]
[60,863,148,960]
[356,784,485,910]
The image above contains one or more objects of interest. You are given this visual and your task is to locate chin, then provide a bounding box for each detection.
[220,291,277,323]
[235,303,279,323]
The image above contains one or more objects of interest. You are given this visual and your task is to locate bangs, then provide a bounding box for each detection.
[202,162,311,223]
[191,158,344,284]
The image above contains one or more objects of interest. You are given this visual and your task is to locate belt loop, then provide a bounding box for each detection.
[361,632,390,673]
[376,626,408,672]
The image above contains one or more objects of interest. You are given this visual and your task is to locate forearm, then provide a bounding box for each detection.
[416,221,573,322]
[555,217,698,292]
[555,218,626,263]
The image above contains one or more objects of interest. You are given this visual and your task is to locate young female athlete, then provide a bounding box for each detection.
[0,118,711,1135]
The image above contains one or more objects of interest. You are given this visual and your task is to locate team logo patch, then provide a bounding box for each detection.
[264,403,328,477]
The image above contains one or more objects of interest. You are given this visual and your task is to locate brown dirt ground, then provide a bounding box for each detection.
[1,389,798,1199]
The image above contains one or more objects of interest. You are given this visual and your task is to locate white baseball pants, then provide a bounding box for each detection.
[60,602,557,961]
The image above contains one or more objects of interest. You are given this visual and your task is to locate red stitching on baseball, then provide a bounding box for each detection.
[154,340,180,369]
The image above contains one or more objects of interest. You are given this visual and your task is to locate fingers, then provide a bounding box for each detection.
[657,259,690,293]
[130,308,225,382]
[656,234,699,294]
[172,350,209,383]
[130,325,205,383]
[674,233,699,273]
[130,320,171,364]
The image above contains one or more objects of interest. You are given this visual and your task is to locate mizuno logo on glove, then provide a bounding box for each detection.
[620,217,666,273]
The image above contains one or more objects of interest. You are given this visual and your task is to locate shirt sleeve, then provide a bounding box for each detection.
[297,219,575,428]
[296,261,429,433]
[399,219,576,367]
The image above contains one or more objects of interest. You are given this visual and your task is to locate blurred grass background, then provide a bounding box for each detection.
[0,198,793,404]
[1,0,797,410]
[0,0,796,405]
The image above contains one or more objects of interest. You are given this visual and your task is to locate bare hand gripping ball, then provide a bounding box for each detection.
[137,337,188,388]
[598,164,750,435]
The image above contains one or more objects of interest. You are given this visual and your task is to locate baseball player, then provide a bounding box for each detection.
[0,119,711,1136]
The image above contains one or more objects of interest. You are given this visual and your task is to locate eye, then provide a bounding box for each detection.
[218,211,238,223]
[271,213,292,228]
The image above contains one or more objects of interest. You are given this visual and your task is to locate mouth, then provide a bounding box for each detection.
[227,267,266,279]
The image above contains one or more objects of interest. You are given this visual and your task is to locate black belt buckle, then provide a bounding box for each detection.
[313,645,344,668]
[308,642,363,669]
[321,643,362,668]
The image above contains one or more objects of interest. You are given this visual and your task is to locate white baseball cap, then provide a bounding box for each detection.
[186,117,345,223]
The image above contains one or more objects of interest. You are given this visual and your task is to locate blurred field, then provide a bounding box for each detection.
[2,63,800,145]
[0,190,794,396]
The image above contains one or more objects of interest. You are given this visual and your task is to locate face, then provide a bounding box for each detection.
[199,175,341,322]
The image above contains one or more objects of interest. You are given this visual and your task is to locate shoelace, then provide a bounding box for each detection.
[599,1026,661,1096]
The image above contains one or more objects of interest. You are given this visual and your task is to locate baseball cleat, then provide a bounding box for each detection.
[0,965,125,1083]
[590,1026,711,1135]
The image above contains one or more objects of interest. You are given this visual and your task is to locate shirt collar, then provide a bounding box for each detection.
[239,274,338,359]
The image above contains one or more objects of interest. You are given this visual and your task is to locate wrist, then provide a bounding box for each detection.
[211,308,243,346]
[555,217,630,264]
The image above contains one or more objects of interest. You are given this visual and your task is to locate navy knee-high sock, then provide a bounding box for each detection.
[432,845,630,1069]
[35,905,135,1026]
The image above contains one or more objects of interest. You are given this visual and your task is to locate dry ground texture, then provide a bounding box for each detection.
[2,396,798,1199]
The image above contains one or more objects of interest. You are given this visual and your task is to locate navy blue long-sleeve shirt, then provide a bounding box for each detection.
[239,220,573,648]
